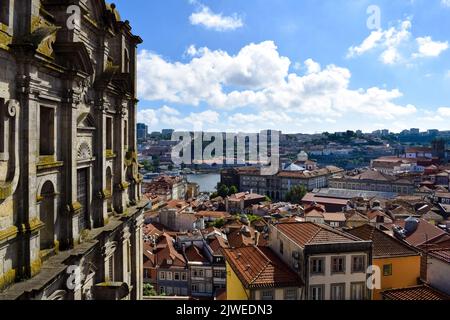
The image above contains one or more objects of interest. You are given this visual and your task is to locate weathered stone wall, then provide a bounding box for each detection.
[0,0,145,300]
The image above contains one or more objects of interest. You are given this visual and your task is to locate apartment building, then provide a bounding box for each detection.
[329,170,416,195]
[269,222,372,300]
[235,166,343,201]
[347,225,421,300]
[223,246,304,300]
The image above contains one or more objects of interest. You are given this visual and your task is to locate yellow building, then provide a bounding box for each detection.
[223,246,304,300]
[348,224,421,300]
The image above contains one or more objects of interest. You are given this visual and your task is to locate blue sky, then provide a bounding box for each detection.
[114,0,450,134]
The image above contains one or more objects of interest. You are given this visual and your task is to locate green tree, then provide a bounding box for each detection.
[140,160,154,172]
[228,185,238,195]
[212,218,225,228]
[153,157,160,167]
[247,214,262,224]
[143,283,157,297]
[218,184,230,198]
[210,192,219,199]
[285,185,308,204]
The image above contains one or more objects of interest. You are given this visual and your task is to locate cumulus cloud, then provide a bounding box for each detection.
[348,19,448,64]
[138,105,220,131]
[189,5,243,31]
[414,37,449,58]
[438,107,450,117]
[137,40,418,133]
[442,0,450,7]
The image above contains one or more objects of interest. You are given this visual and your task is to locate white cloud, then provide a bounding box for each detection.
[442,0,450,7]
[137,40,417,133]
[138,106,220,131]
[304,59,321,74]
[438,107,450,117]
[414,37,449,58]
[189,5,243,31]
[348,19,448,64]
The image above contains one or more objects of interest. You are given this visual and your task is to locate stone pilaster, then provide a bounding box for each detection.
[15,66,42,279]
[129,212,144,300]
[61,83,82,248]
[113,101,128,213]
[93,97,108,227]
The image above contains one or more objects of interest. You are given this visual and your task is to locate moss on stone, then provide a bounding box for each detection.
[0,226,18,242]
[30,259,42,277]
[0,268,17,291]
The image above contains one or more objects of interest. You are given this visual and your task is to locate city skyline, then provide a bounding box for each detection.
[115,0,450,134]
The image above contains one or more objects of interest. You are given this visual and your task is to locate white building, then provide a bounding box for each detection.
[269,222,372,300]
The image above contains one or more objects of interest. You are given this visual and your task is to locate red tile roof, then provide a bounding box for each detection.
[223,246,303,289]
[382,285,450,300]
[302,193,349,206]
[395,219,448,247]
[185,245,208,263]
[275,222,362,247]
[195,211,231,219]
[153,233,186,269]
[227,226,257,248]
[347,224,419,258]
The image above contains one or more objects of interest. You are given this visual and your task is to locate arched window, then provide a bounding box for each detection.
[40,181,56,250]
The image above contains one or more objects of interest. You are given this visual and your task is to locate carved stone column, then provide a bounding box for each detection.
[113,101,128,213]
[93,97,108,227]
[61,82,82,248]
[129,212,144,300]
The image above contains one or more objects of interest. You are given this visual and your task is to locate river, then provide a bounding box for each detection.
[186,173,221,193]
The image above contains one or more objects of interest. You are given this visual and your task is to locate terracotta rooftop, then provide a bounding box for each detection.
[223,246,303,289]
[382,285,450,300]
[347,224,419,258]
[302,193,349,206]
[323,212,346,222]
[165,200,189,210]
[305,209,325,219]
[395,219,448,247]
[277,166,342,178]
[153,233,186,269]
[195,211,231,219]
[274,222,363,247]
[227,226,257,248]
[228,192,266,202]
[185,245,208,263]
[429,248,450,264]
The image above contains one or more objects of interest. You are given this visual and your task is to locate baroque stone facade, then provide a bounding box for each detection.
[0,0,146,300]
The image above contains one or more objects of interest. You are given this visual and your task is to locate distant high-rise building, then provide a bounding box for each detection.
[432,138,446,161]
[137,123,148,140]
[162,129,175,138]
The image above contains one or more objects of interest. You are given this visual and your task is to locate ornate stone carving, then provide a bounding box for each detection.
[77,142,92,161]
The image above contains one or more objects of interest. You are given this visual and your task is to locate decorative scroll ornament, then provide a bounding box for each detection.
[6,100,18,117]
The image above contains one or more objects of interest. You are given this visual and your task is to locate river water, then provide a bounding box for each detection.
[186,174,221,193]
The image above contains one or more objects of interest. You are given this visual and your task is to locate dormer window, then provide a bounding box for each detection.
[167,259,173,265]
